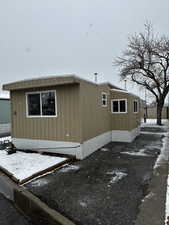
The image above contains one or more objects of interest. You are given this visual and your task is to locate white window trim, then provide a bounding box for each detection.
[26,90,57,118]
[101,92,108,107]
[111,99,127,114]
[133,100,139,113]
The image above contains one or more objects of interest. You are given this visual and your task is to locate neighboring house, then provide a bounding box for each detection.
[0,96,11,135]
[3,75,141,159]
[146,105,169,119]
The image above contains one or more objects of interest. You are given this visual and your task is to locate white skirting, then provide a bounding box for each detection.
[0,123,11,135]
[112,126,140,143]
[12,138,81,157]
[12,127,140,160]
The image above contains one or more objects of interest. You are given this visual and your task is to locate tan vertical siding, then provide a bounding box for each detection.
[80,82,111,142]
[11,84,81,142]
[110,91,141,131]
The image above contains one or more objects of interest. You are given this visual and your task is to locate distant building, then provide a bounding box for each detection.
[0,96,11,135]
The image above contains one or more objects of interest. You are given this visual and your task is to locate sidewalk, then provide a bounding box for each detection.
[136,120,169,225]
[0,193,33,225]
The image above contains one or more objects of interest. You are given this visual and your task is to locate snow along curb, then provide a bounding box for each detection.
[0,171,75,225]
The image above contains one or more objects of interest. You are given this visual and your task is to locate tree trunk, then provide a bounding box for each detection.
[156,101,164,125]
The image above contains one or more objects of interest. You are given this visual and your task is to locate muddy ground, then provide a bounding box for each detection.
[25,128,164,225]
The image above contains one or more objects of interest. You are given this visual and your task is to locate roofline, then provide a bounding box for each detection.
[110,88,140,98]
[3,74,124,91]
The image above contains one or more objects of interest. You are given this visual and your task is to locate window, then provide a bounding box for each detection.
[133,100,138,113]
[26,90,57,117]
[111,99,127,113]
[101,92,108,107]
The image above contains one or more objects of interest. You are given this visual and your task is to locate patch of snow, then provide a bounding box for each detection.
[141,131,165,135]
[0,150,67,182]
[79,201,87,208]
[0,136,11,142]
[107,170,127,185]
[154,134,169,169]
[121,149,150,157]
[30,178,49,187]
[59,164,80,173]
[101,148,109,152]
[142,192,155,202]
[141,119,169,128]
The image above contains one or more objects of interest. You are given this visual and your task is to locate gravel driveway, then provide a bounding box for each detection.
[25,128,164,225]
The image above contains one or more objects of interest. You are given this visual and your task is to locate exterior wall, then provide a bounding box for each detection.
[0,99,10,124]
[110,91,141,131]
[79,81,111,142]
[10,84,82,143]
[0,99,11,134]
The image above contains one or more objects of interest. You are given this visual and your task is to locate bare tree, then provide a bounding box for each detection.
[114,23,169,125]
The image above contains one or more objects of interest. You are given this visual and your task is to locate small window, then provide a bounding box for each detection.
[101,92,108,107]
[111,99,127,113]
[133,100,138,113]
[26,90,57,117]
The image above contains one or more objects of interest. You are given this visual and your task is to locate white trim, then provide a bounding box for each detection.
[12,138,81,156]
[26,90,57,118]
[101,92,108,107]
[79,131,112,159]
[111,99,127,114]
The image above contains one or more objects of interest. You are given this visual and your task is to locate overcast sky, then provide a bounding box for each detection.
[0,0,169,98]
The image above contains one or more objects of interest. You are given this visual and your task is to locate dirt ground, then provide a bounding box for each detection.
[25,128,165,225]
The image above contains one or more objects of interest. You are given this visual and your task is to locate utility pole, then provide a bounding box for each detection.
[94,72,98,83]
[145,88,148,118]
[124,79,127,90]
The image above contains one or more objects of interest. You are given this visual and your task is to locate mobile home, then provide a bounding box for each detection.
[3,75,141,159]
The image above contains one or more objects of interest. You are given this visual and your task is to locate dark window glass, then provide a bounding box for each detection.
[113,101,118,112]
[102,100,106,106]
[27,93,40,116]
[41,92,56,116]
[102,93,107,106]
[120,100,126,112]
[134,101,138,112]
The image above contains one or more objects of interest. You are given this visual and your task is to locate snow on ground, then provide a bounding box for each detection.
[107,170,127,185]
[58,164,80,173]
[141,119,169,127]
[121,149,150,157]
[0,136,11,142]
[154,134,169,169]
[0,150,67,182]
[101,148,109,152]
[30,178,49,187]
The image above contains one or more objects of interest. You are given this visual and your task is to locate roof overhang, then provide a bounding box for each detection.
[3,75,80,91]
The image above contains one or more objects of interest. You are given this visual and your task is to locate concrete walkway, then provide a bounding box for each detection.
[0,193,33,225]
[136,122,169,225]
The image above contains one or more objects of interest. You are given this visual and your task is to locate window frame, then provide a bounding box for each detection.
[133,100,139,113]
[111,99,127,114]
[101,92,108,107]
[26,90,57,118]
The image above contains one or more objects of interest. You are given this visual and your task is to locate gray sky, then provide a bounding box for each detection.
[0,0,169,98]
